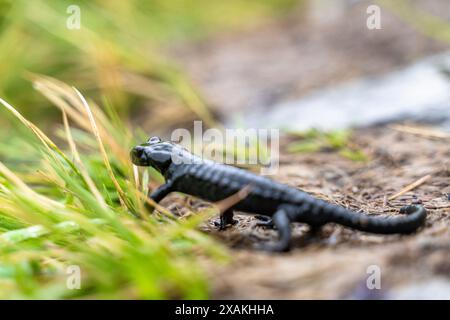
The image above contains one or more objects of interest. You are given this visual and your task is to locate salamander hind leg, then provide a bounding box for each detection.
[256,205,295,252]
[254,215,275,229]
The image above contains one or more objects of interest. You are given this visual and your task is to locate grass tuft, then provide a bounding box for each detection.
[0,78,227,299]
[286,128,368,162]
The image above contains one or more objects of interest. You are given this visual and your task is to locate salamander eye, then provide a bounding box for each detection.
[147,136,162,145]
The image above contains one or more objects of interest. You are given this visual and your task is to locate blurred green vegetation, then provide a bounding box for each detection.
[379,0,450,44]
[0,76,228,299]
[0,0,297,130]
[286,129,368,162]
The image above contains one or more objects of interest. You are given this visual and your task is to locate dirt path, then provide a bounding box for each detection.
[199,125,449,299]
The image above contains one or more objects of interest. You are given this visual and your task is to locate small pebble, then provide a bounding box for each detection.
[412,198,422,205]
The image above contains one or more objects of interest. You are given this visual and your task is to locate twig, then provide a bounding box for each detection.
[388,174,431,200]
[390,124,450,141]
[215,185,252,213]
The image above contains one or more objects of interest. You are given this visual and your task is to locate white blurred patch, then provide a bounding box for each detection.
[242,52,450,132]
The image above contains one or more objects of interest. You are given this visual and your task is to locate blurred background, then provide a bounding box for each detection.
[1,0,449,135]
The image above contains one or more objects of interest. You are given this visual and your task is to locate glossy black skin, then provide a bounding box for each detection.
[131,137,427,251]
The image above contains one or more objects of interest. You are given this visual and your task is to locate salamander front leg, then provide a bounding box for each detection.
[213,209,238,230]
[146,181,174,211]
[257,207,292,252]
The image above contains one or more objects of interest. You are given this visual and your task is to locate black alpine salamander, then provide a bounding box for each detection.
[131,136,427,251]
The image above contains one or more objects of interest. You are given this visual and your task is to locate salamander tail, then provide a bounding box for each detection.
[323,203,427,234]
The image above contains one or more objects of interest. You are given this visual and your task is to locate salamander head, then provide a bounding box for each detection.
[130,136,176,174]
